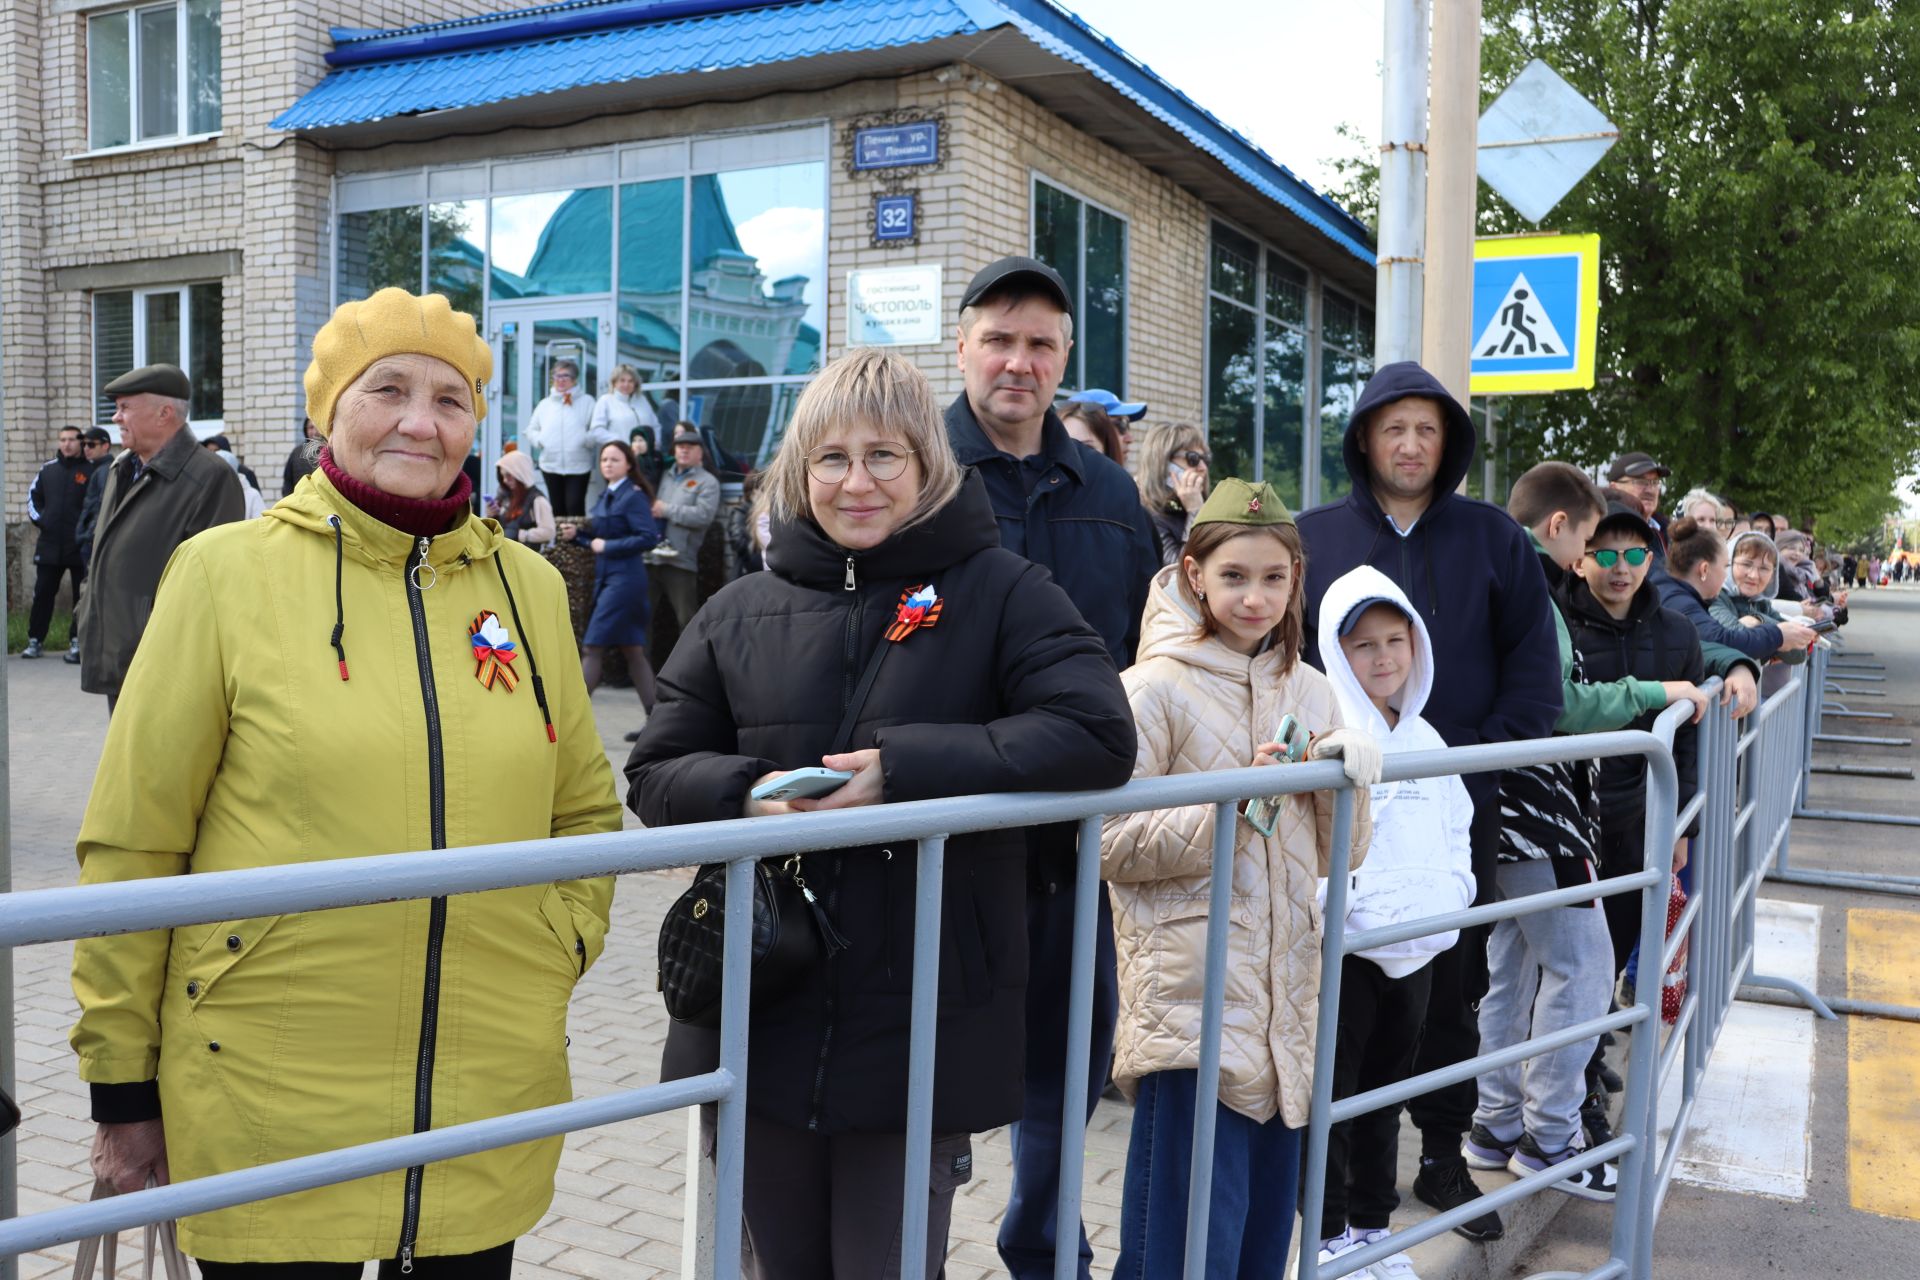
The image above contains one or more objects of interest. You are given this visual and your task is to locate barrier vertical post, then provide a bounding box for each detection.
[1630,738,1681,1277]
[710,856,756,1280]
[1053,816,1105,1280]
[897,835,948,1280]
[1182,803,1241,1278]
[1299,787,1357,1280]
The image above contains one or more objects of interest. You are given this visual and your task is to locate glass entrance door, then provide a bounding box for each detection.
[483,300,614,494]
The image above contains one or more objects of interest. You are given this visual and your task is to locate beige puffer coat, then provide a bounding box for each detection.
[1103,567,1371,1126]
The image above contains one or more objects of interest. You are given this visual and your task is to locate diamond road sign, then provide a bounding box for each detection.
[1469,234,1600,395]
[1478,60,1619,223]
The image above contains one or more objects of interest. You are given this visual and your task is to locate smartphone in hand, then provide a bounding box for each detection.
[750,768,855,803]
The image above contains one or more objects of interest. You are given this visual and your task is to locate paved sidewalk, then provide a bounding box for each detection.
[3,659,1134,1279]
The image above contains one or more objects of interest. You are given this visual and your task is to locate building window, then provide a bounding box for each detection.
[88,0,221,150]
[1032,178,1127,395]
[1318,287,1375,504]
[1206,222,1312,506]
[93,283,224,424]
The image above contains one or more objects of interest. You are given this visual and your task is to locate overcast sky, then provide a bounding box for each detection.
[1063,0,1384,198]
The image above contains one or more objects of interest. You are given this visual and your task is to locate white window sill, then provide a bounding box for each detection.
[67,131,223,162]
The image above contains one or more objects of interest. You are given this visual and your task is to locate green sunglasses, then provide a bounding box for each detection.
[1587,547,1652,568]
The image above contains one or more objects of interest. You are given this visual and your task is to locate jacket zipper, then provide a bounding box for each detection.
[399,536,448,1273]
[812,578,864,1131]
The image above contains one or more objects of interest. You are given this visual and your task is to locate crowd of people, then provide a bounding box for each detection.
[43,259,1878,1280]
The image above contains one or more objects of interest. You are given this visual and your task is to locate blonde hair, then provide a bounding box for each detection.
[1137,420,1207,511]
[765,348,964,537]
[610,363,642,390]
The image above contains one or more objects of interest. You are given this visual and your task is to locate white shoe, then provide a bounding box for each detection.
[1317,1230,1380,1280]
[1370,1251,1422,1280]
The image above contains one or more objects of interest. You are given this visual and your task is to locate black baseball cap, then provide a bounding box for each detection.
[1594,497,1658,545]
[959,256,1073,317]
[1607,451,1671,482]
[82,426,112,444]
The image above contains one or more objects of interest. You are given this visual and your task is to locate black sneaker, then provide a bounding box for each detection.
[1462,1124,1520,1171]
[1412,1155,1504,1241]
[1509,1132,1619,1202]
[1582,1091,1616,1152]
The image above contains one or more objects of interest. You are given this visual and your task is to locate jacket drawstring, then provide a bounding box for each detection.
[494,556,556,743]
[328,516,349,681]
[1423,537,1440,621]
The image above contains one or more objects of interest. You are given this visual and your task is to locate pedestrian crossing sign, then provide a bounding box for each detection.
[1469,234,1600,394]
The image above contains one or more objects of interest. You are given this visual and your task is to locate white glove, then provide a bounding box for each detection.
[1308,727,1384,788]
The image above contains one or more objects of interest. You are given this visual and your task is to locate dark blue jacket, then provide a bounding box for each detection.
[1654,572,1781,660]
[1296,361,1562,809]
[944,394,1158,667]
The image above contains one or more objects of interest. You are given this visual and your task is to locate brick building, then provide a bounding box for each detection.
[2,0,1376,520]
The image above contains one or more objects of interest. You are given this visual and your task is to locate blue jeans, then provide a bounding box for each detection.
[1116,1070,1301,1279]
[997,882,1119,1280]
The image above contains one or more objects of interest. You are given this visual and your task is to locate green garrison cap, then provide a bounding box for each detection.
[1191,477,1295,529]
[102,363,192,401]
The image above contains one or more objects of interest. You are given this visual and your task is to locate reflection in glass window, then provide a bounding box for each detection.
[337,206,423,301]
[1211,223,1257,306]
[88,2,222,150]
[185,0,221,136]
[1263,322,1307,505]
[619,178,685,385]
[1032,180,1128,395]
[1206,222,1308,506]
[687,162,825,387]
[491,188,612,299]
[188,282,223,421]
[92,284,223,423]
[87,13,132,151]
[428,201,486,317]
[1206,298,1258,487]
[93,293,134,423]
[1319,287,1374,504]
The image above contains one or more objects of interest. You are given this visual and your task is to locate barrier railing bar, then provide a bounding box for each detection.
[1650,1089,1701,1230]
[1656,993,1700,1089]
[1813,734,1911,747]
[1742,971,1836,1019]
[1789,809,1920,827]
[1809,764,1914,778]
[1300,787,1356,1280]
[1183,801,1248,1279]
[1329,1006,1642,1124]
[1659,893,1704,972]
[1677,791,1706,834]
[711,856,755,1280]
[1823,672,1885,681]
[1343,871,1660,956]
[897,834,949,1280]
[0,1072,735,1257]
[1052,815,1104,1280]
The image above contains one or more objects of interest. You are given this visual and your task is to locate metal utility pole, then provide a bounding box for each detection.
[1421,0,1482,403]
[1375,0,1430,367]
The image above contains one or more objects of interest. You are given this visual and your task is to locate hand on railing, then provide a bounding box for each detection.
[1671,836,1690,875]
[1306,728,1384,787]
[1660,680,1710,725]
[91,1119,169,1195]
[1719,666,1758,720]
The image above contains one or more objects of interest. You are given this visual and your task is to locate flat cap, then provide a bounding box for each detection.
[672,424,704,445]
[103,364,191,401]
[960,255,1073,317]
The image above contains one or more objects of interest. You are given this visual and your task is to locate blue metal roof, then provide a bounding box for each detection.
[274,0,1373,264]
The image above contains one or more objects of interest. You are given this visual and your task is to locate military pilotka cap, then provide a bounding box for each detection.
[1607,451,1671,481]
[102,363,191,401]
[1191,477,1295,529]
[959,256,1074,317]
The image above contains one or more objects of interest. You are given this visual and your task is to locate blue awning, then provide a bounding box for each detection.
[275,0,1374,266]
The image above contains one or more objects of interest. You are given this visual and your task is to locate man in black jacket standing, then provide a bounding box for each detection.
[23,426,94,661]
[943,256,1158,1280]
[1295,361,1563,1242]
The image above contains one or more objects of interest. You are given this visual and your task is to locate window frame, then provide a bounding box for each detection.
[92,282,223,431]
[1204,217,1317,499]
[1028,173,1131,396]
[83,0,220,155]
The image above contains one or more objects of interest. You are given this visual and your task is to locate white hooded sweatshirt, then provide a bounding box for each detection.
[1317,565,1475,978]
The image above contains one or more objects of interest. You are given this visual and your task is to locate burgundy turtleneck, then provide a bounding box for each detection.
[319,445,474,539]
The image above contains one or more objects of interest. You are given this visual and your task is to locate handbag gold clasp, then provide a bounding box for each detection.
[692,898,710,919]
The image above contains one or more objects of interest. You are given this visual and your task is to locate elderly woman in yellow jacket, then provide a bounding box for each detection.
[69,288,621,1278]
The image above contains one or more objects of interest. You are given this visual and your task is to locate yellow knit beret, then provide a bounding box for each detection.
[304,288,492,435]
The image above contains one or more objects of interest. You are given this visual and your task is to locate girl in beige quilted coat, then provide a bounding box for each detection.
[1103,478,1378,1276]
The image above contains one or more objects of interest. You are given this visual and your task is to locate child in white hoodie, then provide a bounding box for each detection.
[1311,565,1476,1276]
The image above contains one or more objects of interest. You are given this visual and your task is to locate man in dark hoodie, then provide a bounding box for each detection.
[1297,361,1563,1241]
[943,256,1159,1280]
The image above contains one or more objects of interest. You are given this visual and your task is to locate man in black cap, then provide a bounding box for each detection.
[1606,451,1671,559]
[79,364,244,709]
[23,426,93,661]
[944,256,1157,1280]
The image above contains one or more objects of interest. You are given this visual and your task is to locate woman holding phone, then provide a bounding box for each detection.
[1136,421,1211,566]
[626,348,1134,1277]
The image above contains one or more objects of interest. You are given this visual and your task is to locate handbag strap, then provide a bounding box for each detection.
[829,625,895,756]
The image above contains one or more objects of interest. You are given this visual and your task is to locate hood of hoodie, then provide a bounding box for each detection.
[763,466,1000,591]
[1134,563,1292,683]
[1726,530,1782,599]
[1316,565,1434,741]
[1340,362,1476,523]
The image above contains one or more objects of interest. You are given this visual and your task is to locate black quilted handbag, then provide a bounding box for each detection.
[655,631,891,1027]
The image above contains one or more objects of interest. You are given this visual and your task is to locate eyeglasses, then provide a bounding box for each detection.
[1616,474,1662,490]
[1587,547,1652,568]
[1172,450,1211,469]
[1713,518,1736,532]
[806,444,915,484]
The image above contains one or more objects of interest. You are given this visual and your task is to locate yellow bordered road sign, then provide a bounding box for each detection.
[1469,233,1600,394]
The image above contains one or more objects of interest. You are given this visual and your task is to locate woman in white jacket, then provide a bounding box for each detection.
[1311,565,1475,1275]
[1103,478,1377,1277]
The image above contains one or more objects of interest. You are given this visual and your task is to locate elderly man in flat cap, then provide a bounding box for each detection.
[78,364,244,710]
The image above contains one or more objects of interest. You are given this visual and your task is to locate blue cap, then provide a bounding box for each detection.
[1068,388,1147,420]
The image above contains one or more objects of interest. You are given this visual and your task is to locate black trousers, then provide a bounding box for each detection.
[196,1242,512,1278]
[28,560,84,641]
[543,470,590,517]
[1405,802,1498,1159]
[1598,821,1648,976]
[1311,955,1433,1239]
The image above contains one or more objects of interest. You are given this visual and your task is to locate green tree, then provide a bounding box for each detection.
[1479,0,1920,531]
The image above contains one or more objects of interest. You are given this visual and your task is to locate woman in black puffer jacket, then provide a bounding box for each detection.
[626,348,1134,1277]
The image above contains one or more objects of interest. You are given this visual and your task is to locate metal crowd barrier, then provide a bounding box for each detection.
[1,724,1694,1279]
